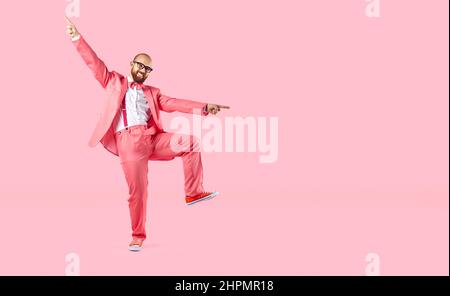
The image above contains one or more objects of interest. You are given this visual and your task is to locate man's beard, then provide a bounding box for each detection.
[132,71,146,83]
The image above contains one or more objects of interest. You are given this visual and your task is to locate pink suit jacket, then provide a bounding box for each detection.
[72,36,207,156]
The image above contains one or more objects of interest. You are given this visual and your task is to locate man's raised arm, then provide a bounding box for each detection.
[65,16,112,88]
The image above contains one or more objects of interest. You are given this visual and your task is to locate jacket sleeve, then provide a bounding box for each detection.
[156,89,209,115]
[72,35,112,88]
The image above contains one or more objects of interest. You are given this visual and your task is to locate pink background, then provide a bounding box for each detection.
[0,0,448,275]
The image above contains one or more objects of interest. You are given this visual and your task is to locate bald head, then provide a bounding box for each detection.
[133,53,152,65]
[130,53,153,83]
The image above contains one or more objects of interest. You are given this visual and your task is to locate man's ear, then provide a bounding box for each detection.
[130,61,134,67]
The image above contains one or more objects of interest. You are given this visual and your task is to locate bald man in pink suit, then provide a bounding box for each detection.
[66,17,229,252]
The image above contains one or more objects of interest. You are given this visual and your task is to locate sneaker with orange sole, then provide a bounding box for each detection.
[185,191,219,205]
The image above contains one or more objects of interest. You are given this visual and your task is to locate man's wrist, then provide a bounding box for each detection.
[202,104,209,115]
[71,34,81,41]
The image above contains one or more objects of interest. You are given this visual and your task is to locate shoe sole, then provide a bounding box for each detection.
[128,245,142,252]
[186,192,219,206]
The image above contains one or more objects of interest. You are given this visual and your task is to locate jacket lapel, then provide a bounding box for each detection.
[143,86,158,123]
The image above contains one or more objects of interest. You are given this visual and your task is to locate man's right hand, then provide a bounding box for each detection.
[65,16,80,40]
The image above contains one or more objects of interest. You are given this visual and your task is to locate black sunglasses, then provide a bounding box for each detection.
[133,61,153,73]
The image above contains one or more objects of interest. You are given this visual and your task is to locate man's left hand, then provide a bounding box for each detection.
[206,104,230,115]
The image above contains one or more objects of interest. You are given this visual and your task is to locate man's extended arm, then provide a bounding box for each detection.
[157,90,208,115]
[157,89,230,116]
[66,16,112,88]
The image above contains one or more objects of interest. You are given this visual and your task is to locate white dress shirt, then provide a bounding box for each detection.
[114,76,151,133]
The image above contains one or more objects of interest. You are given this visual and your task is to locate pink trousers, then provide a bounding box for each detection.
[115,125,204,240]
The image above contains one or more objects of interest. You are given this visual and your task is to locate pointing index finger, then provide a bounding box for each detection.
[218,105,230,109]
[65,15,74,25]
